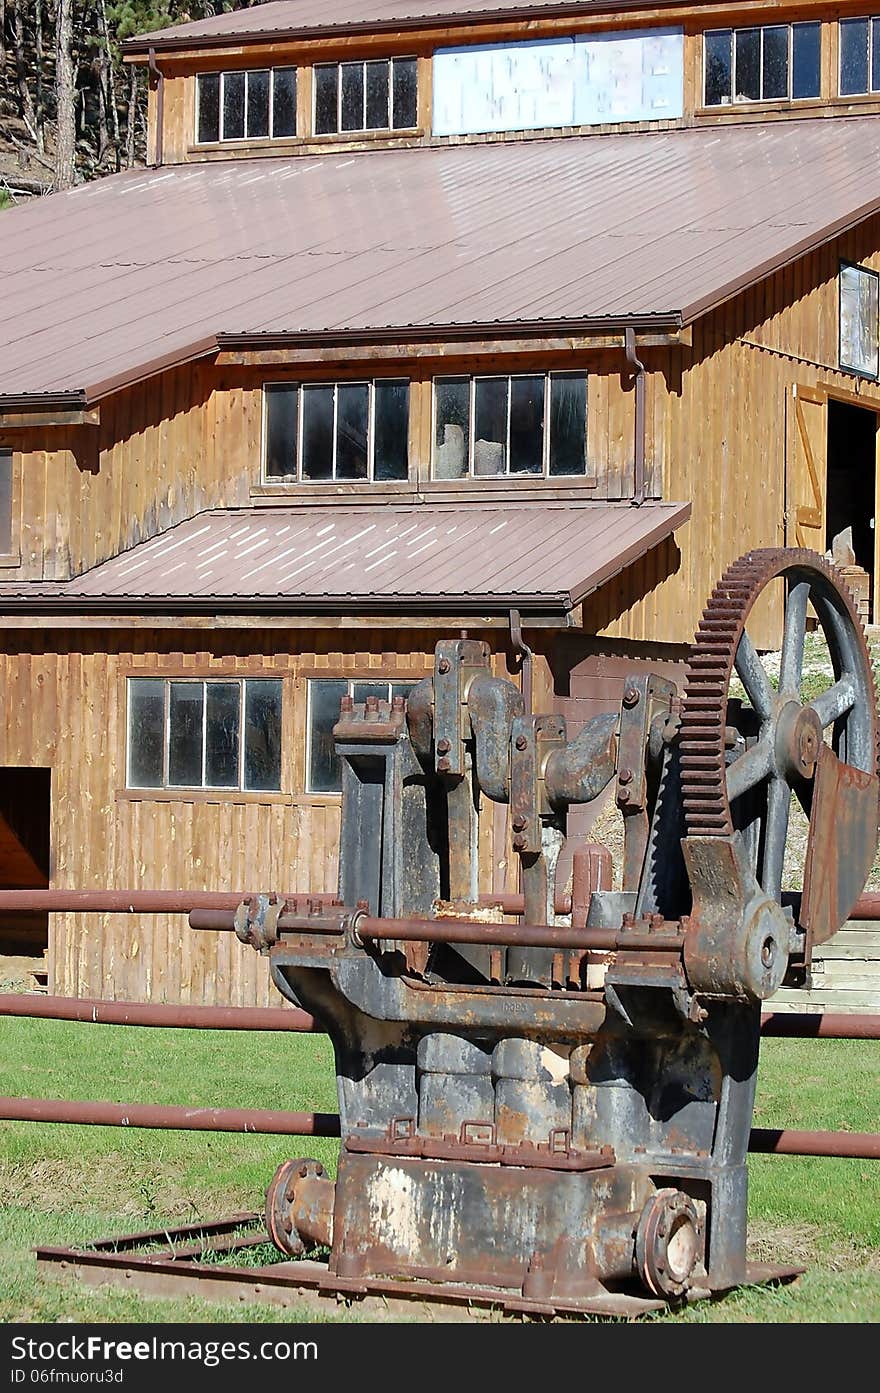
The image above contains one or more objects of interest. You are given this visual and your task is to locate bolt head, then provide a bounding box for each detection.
[437,757,450,772]
[618,788,630,804]
[437,658,450,674]
[623,686,640,708]
[618,768,633,785]
[436,738,451,754]
[512,815,526,832]
[515,734,528,751]
[513,835,526,851]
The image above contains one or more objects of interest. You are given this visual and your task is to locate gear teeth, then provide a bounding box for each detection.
[680,547,879,841]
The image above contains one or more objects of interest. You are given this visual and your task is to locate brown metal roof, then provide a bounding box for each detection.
[123,0,691,54]
[0,500,690,616]
[3,116,880,403]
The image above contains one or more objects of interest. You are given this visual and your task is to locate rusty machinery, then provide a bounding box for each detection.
[203,548,878,1317]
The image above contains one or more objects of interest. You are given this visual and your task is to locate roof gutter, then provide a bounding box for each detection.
[0,593,573,620]
[217,314,684,352]
[121,0,697,57]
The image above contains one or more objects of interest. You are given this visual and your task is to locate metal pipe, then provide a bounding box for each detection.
[760,1012,880,1040]
[0,994,317,1032]
[147,47,164,168]
[624,326,647,506]
[508,608,534,714]
[850,893,880,919]
[749,1128,880,1160]
[0,1097,341,1137]
[0,888,571,916]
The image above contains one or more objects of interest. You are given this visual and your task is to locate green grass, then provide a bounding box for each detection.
[0,1019,877,1322]
[0,190,13,211]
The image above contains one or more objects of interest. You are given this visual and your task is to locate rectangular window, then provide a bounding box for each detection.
[432,374,587,480]
[126,678,283,792]
[196,68,298,143]
[840,262,880,380]
[307,679,416,793]
[312,57,418,135]
[0,451,13,556]
[839,17,880,95]
[263,380,410,483]
[703,23,820,105]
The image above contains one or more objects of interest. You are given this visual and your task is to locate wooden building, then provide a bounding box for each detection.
[2,0,880,1004]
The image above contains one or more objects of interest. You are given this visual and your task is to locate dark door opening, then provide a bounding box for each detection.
[826,400,877,622]
[0,767,51,966]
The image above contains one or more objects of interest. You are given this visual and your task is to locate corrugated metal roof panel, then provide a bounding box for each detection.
[3,118,880,400]
[0,501,690,611]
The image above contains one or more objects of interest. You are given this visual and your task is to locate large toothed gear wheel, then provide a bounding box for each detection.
[681,549,879,943]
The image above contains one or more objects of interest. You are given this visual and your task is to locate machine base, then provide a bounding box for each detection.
[35,1216,803,1322]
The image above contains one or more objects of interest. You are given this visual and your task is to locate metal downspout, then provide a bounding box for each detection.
[625,326,647,506]
[509,608,533,714]
[148,47,164,168]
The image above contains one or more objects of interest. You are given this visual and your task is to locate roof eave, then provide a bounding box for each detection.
[121,0,691,58]
[0,593,574,620]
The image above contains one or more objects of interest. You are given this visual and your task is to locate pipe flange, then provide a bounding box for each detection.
[635,1188,700,1299]
[265,1157,327,1258]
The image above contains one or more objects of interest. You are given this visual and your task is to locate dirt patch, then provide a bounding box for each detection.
[748,1219,880,1273]
[0,955,44,994]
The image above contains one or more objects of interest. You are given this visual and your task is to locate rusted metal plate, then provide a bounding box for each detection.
[801,745,880,949]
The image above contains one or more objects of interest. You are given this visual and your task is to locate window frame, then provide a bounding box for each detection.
[194,67,298,145]
[125,676,284,793]
[0,449,19,564]
[305,677,420,795]
[838,15,880,96]
[311,56,419,136]
[839,259,880,381]
[701,22,822,107]
[261,378,411,485]
[430,371,589,481]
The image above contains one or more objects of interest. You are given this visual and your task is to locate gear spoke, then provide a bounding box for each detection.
[762,775,790,900]
[734,633,774,722]
[810,675,856,729]
[726,738,774,802]
[779,579,809,696]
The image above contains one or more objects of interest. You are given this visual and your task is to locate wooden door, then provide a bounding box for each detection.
[785,383,827,552]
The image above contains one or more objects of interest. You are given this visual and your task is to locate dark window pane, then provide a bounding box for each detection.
[549,374,587,477]
[509,376,544,475]
[873,19,880,91]
[374,380,409,481]
[792,23,821,99]
[197,73,220,142]
[341,62,365,132]
[473,377,508,476]
[704,31,732,105]
[273,67,297,137]
[434,379,470,479]
[246,69,269,138]
[264,384,298,479]
[392,57,418,128]
[222,71,246,139]
[301,385,335,480]
[168,683,204,787]
[205,683,241,788]
[352,681,388,705]
[336,383,369,480]
[128,679,165,788]
[365,60,390,129]
[308,680,349,793]
[734,29,760,101]
[762,26,789,99]
[0,450,12,554]
[840,18,869,95]
[315,65,338,134]
[244,680,282,792]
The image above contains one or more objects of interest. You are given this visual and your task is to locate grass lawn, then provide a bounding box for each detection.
[0,1018,877,1323]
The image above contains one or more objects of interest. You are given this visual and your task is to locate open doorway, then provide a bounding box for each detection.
[0,768,51,987]
[826,399,877,621]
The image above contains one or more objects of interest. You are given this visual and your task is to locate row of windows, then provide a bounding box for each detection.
[196,58,417,144]
[126,677,414,795]
[263,373,590,484]
[704,17,880,105]
[194,21,880,147]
